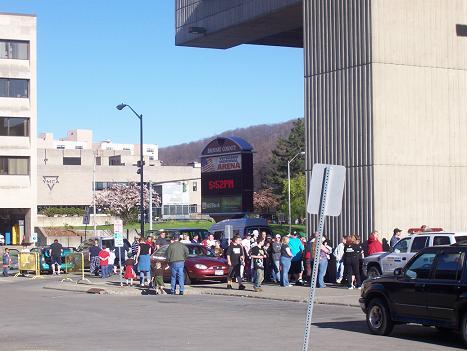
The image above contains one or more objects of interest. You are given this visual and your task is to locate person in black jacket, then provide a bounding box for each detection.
[343,234,363,289]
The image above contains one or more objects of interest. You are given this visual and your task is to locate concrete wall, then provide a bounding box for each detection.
[372,0,467,234]
[0,13,37,239]
[37,214,118,228]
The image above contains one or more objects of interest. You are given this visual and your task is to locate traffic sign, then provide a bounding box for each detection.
[31,232,38,243]
[307,163,346,216]
[113,220,123,234]
[113,232,124,248]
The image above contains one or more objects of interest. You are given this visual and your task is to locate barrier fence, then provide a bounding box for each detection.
[61,252,91,284]
[14,252,43,279]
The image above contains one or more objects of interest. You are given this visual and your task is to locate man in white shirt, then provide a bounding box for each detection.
[333,236,346,283]
[241,233,252,280]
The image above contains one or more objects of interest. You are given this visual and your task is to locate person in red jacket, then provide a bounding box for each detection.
[366,231,383,256]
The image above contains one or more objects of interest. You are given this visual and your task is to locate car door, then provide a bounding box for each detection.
[423,249,464,326]
[388,251,436,320]
[381,237,411,274]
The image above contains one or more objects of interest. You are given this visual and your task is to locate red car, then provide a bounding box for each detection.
[151,243,228,284]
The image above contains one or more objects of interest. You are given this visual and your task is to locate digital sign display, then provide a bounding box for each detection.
[201,171,242,196]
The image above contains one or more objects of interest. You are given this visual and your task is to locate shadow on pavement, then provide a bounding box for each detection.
[313,320,463,348]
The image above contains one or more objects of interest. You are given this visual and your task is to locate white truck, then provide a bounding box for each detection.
[363,231,467,278]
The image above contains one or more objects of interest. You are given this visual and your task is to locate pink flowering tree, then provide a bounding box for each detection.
[95,183,161,224]
[253,188,279,214]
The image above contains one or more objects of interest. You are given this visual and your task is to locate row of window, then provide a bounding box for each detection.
[0,117,29,137]
[0,79,29,98]
[407,251,464,281]
[0,156,29,175]
[0,40,29,60]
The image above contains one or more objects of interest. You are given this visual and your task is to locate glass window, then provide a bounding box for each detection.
[0,78,29,98]
[411,236,429,252]
[0,40,29,60]
[433,252,464,281]
[109,156,122,166]
[433,236,451,246]
[393,238,410,253]
[193,181,198,192]
[63,157,81,165]
[0,117,29,137]
[455,236,467,244]
[405,252,436,279]
[0,156,29,175]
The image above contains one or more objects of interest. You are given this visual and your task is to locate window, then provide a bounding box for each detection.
[75,146,83,150]
[456,236,467,244]
[193,181,198,192]
[95,157,101,166]
[0,156,29,175]
[0,40,29,60]
[0,79,29,98]
[56,145,65,149]
[433,236,451,246]
[63,157,81,165]
[393,238,410,253]
[405,252,436,279]
[0,117,29,137]
[433,252,464,281]
[109,156,123,166]
[411,236,429,252]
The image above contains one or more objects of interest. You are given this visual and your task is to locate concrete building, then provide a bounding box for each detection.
[0,13,37,244]
[37,129,201,220]
[175,1,467,243]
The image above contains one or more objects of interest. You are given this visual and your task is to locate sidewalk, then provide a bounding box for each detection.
[41,275,361,307]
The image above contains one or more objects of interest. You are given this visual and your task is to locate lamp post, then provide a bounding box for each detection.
[288,151,305,234]
[116,103,145,238]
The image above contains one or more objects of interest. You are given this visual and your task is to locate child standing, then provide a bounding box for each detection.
[124,257,136,286]
[153,261,167,294]
[2,248,11,277]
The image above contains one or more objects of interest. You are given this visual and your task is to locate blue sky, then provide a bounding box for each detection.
[2,1,303,147]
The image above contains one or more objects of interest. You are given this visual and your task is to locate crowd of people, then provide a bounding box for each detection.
[86,227,404,293]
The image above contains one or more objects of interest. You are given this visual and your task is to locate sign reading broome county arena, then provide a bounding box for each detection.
[200,137,253,216]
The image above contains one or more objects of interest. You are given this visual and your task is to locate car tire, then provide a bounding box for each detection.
[367,266,381,279]
[184,272,191,285]
[460,312,467,346]
[366,298,394,336]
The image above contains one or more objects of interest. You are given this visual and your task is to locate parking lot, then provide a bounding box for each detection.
[1,277,465,351]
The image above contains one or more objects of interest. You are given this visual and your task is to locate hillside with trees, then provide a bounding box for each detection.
[159,119,301,190]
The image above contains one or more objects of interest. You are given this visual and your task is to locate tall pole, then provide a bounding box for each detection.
[149,181,153,231]
[139,115,144,238]
[93,151,97,236]
[288,160,292,234]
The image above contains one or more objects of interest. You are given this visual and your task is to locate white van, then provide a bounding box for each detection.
[209,218,273,240]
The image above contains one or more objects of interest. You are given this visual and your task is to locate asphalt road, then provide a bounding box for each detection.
[0,278,465,351]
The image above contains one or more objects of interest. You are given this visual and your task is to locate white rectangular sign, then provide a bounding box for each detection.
[201,154,242,173]
[113,220,123,235]
[31,232,38,243]
[307,163,346,216]
[113,232,124,248]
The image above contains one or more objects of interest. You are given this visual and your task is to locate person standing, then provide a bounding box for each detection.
[366,231,383,256]
[250,238,266,292]
[2,248,11,277]
[155,232,168,250]
[89,240,101,277]
[288,232,304,285]
[343,235,362,289]
[280,236,293,287]
[390,228,402,247]
[166,235,189,295]
[270,234,282,283]
[136,239,153,287]
[226,235,246,290]
[316,235,331,288]
[49,239,63,275]
[241,233,252,280]
[191,234,200,244]
[333,236,346,284]
[98,245,110,278]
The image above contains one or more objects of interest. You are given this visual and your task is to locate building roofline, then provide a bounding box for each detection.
[0,12,36,18]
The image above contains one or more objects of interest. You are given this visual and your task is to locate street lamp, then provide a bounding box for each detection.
[116,103,145,238]
[288,151,305,234]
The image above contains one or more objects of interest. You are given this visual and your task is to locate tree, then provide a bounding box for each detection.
[253,188,279,214]
[95,183,161,224]
[264,118,305,200]
[281,174,306,222]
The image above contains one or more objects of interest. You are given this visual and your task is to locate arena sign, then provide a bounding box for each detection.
[200,137,253,218]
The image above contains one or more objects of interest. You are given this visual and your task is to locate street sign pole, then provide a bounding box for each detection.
[303,164,346,351]
[302,167,330,351]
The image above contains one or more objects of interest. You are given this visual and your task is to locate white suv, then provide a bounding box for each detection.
[363,232,467,278]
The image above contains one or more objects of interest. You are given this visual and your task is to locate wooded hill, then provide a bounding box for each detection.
[159,119,300,190]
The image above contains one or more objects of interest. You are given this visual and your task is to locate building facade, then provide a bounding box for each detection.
[0,13,37,244]
[175,0,467,243]
[37,129,201,220]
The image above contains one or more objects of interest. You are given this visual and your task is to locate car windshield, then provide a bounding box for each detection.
[186,245,214,257]
[455,236,467,244]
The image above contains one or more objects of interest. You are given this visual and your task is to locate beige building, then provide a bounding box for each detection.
[0,13,37,244]
[37,129,201,220]
[175,1,467,243]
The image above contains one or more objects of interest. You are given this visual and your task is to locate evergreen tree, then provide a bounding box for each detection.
[263,118,305,200]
